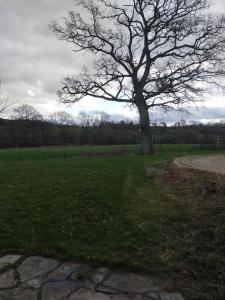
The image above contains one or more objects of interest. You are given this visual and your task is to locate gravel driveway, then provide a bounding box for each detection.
[173,154,225,175]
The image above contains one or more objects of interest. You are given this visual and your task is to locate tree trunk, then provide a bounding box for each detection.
[137,104,153,154]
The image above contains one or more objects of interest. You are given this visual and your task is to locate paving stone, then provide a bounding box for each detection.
[90,267,110,285]
[0,255,22,270]
[22,276,45,288]
[41,281,79,300]
[48,263,81,281]
[95,285,118,294]
[70,274,95,290]
[68,288,129,300]
[70,267,95,289]
[17,256,59,282]
[133,295,157,300]
[75,264,94,276]
[158,292,184,300]
[0,287,37,300]
[147,292,161,300]
[104,272,156,293]
[0,269,18,288]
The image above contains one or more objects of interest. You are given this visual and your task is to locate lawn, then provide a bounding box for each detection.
[0,144,225,299]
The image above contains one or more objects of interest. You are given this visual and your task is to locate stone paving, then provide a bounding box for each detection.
[0,255,184,300]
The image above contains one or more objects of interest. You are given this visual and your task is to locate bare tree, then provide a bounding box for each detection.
[0,81,14,114]
[52,0,225,153]
[77,110,109,127]
[0,98,12,114]
[12,104,43,121]
[49,111,74,125]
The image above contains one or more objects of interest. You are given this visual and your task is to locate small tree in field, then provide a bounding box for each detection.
[52,0,225,154]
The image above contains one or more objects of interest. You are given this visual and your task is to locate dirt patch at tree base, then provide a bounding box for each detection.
[173,154,225,175]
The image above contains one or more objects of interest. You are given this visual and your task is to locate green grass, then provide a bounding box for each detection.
[0,144,139,161]
[0,144,225,299]
[0,143,199,161]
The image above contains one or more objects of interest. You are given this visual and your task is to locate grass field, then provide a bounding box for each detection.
[0,143,197,161]
[0,144,225,299]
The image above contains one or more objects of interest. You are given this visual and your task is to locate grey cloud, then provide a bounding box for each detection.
[149,106,225,124]
[212,0,225,12]
[0,0,84,104]
[99,106,225,124]
[0,0,225,120]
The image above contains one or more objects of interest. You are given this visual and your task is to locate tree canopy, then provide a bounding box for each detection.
[12,104,43,121]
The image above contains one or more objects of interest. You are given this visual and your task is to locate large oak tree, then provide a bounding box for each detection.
[52,0,225,153]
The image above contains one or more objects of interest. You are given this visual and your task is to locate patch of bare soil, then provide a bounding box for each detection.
[173,154,225,175]
[159,165,225,300]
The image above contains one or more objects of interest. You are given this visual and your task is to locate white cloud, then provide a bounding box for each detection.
[27,89,35,97]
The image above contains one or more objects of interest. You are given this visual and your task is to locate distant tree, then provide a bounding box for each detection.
[189,120,202,126]
[52,0,225,153]
[151,121,159,127]
[12,104,43,121]
[160,122,167,128]
[0,81,14,114]
[77,111,109,127]
[49,111,74,125]
[174,121,181,127]
[95,111,110,125]
[180,119,187,126]
[159,121,167,133]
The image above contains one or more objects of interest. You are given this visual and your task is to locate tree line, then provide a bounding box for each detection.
[0,104,139,147]
[0,104,224,148]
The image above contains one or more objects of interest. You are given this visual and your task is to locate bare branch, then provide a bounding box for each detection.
[0,81,15,114]
[11,105,43,121]
[52,0,225,153]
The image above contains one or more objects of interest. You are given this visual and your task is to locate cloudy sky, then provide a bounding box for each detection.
[0,0,225,124]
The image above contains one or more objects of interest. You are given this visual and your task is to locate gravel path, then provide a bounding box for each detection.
[173,154,225,175]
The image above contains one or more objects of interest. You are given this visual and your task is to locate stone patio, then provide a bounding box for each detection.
[0,255,184,300]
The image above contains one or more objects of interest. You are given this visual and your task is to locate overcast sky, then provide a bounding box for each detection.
[1,0,225,124]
